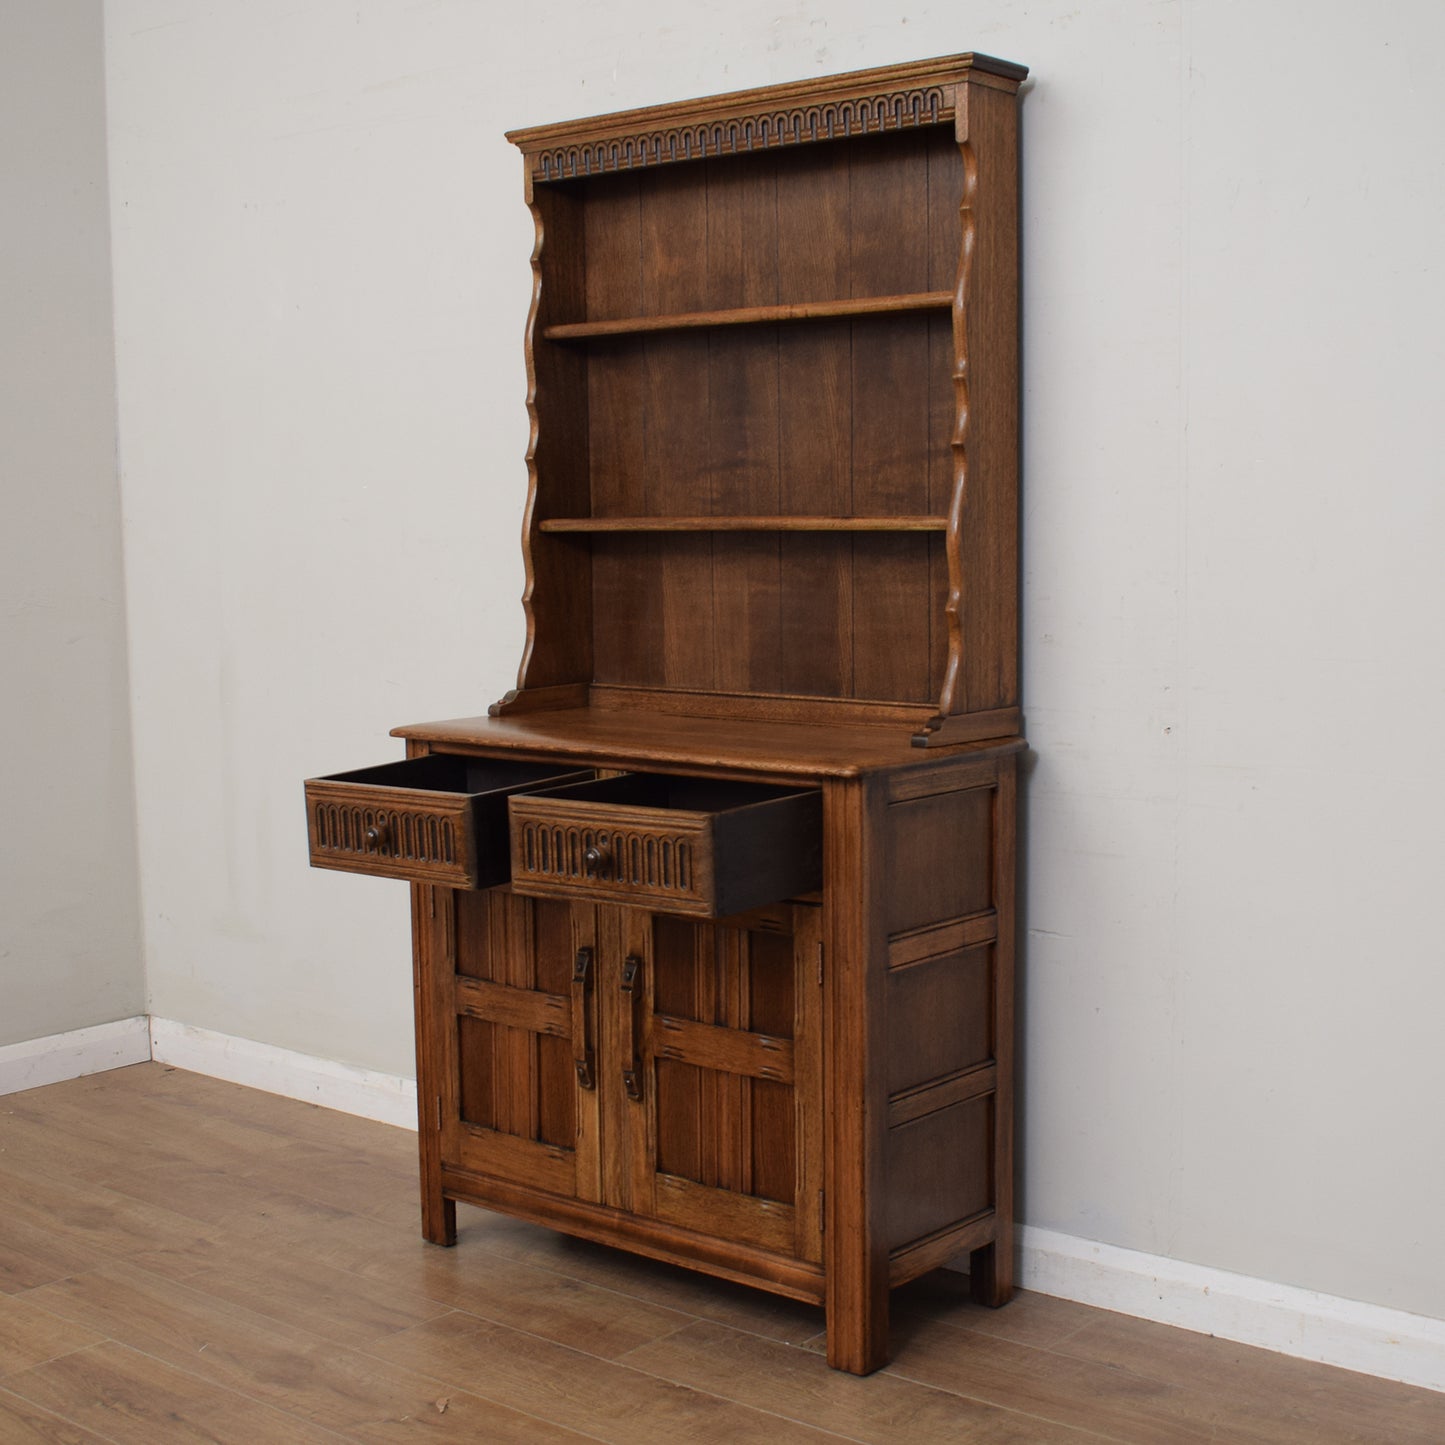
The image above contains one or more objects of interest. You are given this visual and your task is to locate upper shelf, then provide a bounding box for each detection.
[538,515,948,534]
[541,291,952,342]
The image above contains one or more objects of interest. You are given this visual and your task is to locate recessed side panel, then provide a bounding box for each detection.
[882,782,993,934]
[885,942,993,1097]
[885,1095,992,1249]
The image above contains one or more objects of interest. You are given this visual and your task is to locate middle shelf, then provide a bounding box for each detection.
[541,290,952,342]
[537,515,949,533]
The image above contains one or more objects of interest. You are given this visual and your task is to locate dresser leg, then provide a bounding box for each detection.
[825,1272,890,1375]
[422,1193,456,1247]
[969,1229,1015,1307]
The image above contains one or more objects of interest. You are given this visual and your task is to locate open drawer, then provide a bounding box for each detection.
[507,772,822,918]
[305,755,592,889]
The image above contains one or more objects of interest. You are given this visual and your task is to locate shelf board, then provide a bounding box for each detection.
[539,515,948,534]
[542,291,952,342]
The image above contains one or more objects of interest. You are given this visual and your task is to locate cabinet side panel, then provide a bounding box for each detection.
[957,81,1021,715]
[885,942,992,1096]
[886,1097,991,1247]
[928,140,965,699]
[519,182,594,692]
[882,783,993,935]
[878,757,1013,1278]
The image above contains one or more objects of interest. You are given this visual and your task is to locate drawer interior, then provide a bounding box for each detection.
[318,755,585,796]
[526,772,815,813]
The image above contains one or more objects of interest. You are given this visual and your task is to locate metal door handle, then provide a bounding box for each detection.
[620,953,643,1101]
[571,947,595,1090]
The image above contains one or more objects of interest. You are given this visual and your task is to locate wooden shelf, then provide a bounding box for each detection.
[542,291,952,342]
[538,515,948,534]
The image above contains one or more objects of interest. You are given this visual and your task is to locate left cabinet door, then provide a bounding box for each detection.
[426,887,602,1204]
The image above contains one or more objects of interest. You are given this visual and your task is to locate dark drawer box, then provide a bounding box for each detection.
[306,755,592,889]
[507,772,822,918]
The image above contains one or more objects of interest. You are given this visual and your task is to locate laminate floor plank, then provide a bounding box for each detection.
[0,1385,116,1444]
[619,1317,1107,1444]
[362,1244,698,1361]
[175,1246,457,1351]
[2,1064,1441,1444]
[1049,1308,1445,1445]
[367,1310,852,1444]
[95,1065,416,1163]
[0,1295,104,1379]
[0,1168,229,1283]
[882,1324,1319,1445]
[20,1264,588,1440]
[0,1214,111,1298]
[3,1340,346,1443]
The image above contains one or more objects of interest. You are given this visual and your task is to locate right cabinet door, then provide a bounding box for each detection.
[603,902,824,1265]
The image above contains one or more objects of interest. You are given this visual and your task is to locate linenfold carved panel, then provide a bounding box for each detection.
[532,86,948,180]
[515,819,698,904]
[312,802,457,867]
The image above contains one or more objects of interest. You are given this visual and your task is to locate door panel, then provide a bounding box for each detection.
[613,903,823,1262]
[438,889,601,1202]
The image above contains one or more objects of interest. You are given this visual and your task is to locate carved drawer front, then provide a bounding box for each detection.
[507,773,822,918]
[306,755,592,888]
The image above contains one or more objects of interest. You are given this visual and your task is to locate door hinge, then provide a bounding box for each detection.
[435,1095,443,1130]
[429,889,436,919]
[816,940,824,986]
[819,1189,826,1230]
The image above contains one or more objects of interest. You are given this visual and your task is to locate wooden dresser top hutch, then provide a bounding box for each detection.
[306,51,1028,1375]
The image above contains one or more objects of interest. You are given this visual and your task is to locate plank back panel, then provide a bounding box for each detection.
[584,174,664,685]
[574,129,963,709]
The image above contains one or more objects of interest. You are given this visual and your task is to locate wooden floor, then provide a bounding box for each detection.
[0,1066,1440,1443]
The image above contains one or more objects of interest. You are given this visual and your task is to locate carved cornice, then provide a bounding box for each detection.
[532,86,947,181]
[509,52,1027,182]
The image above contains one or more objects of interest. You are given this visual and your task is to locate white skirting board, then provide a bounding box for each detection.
[5,1017,1442,1392]
[944,1226,1445,1395]
[147,1018,418,1130]
[0,1016,151,1096]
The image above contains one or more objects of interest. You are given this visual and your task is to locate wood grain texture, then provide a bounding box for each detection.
[541,514,947,531]
[509,181,594,703]
[392,708,1025,778]
[544,290,950,339]
[508,52,1027,180]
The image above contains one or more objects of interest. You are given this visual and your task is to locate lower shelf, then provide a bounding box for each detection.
[538,514,948,533]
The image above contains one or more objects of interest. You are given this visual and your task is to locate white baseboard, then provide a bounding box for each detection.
[148,1018,418,1130]
[0,1016,152,1096]
[951,1225,1445,1395]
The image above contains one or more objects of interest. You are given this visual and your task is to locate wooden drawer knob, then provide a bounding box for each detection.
[583,842,612,876]
[365,821,391,850]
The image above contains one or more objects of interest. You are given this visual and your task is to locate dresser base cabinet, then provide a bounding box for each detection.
[402,738,1017,1375]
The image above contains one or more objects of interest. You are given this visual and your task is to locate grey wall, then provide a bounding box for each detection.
[0,0,143,1045]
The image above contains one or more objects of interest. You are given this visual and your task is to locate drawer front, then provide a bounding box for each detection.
[509,802,713,913]
[508,775,822,918]
[307,780,478,887]
[305,756,592,889]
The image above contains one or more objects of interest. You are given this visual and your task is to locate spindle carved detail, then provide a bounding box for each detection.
[531,87,948,180]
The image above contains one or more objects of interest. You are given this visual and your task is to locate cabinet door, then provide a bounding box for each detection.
[437,889,602,1203]
[606,903,824,1263]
